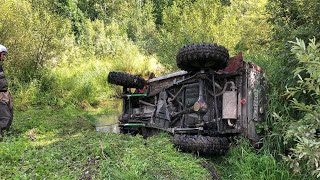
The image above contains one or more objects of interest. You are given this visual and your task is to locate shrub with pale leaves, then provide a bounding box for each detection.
[283,38,320,178]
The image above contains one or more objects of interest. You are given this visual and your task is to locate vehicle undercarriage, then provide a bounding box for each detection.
[108,43,266,155]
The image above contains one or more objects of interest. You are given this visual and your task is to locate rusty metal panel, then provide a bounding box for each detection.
[240,62,266,145]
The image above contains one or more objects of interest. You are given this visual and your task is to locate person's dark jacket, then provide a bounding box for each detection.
[0,64,8,92]
[0,64,13,133]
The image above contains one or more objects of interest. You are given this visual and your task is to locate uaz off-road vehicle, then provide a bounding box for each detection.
[108,43,266,155]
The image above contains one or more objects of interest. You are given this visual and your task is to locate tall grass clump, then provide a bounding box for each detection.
[42,28,164,108]
[214,138,306,180]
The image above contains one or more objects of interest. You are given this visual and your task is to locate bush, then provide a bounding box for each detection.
[0,0,69,82]
[280,38,320,178]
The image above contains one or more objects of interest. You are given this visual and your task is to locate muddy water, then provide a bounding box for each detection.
[95,100,122,133]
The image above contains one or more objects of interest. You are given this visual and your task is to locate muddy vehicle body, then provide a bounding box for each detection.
[108,43,266,155]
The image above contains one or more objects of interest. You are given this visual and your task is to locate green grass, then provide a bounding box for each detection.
[211,138,310,180]
[0,106,211,179]
[1,105,311,179]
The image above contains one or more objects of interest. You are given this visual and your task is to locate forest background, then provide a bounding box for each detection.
[0,0,319,179]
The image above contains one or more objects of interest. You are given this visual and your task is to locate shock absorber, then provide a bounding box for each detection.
[193,71,208,126]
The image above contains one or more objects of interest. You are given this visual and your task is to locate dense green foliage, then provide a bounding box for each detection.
[264,0,320,177]
[0,0,319,178]
[267,0,320,52]
[278,39,320,177]
[155,0,271,67]
[0,0,272,109]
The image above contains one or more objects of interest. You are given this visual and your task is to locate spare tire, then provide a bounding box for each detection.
[176,43,229,71]
[173,134,229,155]
[108,71,146,89]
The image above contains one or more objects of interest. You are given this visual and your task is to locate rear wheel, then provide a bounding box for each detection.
[176,43,229,72]
[173,134,229,155]
[108,71,146,89]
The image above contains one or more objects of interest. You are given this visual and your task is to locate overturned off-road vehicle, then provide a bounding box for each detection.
[108,43,267,155]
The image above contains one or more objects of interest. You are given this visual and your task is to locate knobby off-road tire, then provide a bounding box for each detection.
[176,43,229,71]
[173,134,229,155]
[108,71,146,89]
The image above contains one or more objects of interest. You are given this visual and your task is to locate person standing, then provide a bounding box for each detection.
[0,44,13,135]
